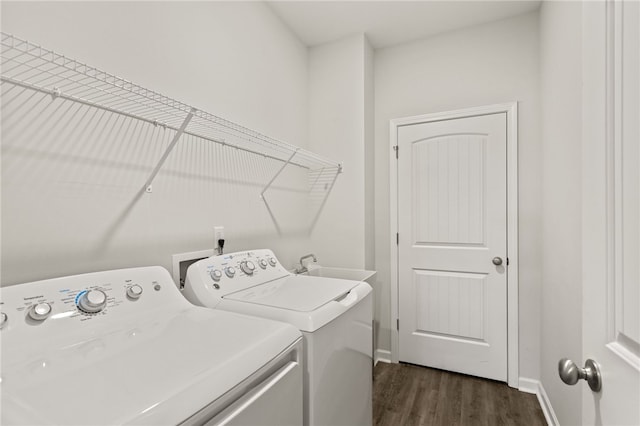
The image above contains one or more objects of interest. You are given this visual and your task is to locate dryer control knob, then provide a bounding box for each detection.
[126,285,143,300]
[210,269,223,281]
[268,257,277,267]
[240,261,256,275]
[225,266,236,278]
[258,259,268,269]
[28,302,52,321]
[0,312,8,328]
[77,289,108,313]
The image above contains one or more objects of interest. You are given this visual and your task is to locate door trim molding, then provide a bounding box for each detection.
[389,102,519,387]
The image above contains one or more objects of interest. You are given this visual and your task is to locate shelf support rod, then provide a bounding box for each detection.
[144,108,195,193]
[260,149,299,199]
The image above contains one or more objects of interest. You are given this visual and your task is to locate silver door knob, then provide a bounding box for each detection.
[492,257,503,266]
[558,358,602,392]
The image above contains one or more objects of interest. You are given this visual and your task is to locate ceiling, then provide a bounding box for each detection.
[267,1,541,49]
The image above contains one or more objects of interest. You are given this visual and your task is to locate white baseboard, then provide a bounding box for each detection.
[518,377,539,394]
[374,349,391,366]
[519,377,559,426]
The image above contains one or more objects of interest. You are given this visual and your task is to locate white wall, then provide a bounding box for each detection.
[539,2,583,424]
[307,34,370,270]
[1,1,313,285]
[373,12,541,380]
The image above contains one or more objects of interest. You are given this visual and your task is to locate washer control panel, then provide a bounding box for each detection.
[182,249,290,303]
[0,266,188,335]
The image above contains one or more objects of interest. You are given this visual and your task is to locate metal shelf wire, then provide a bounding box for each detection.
[0,32,342,192]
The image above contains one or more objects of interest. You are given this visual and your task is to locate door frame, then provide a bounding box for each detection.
[582,1,640,423]
[389,102,519,388]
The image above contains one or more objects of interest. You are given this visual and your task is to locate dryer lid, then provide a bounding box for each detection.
[1,308,300,426]
[223,275,360,312]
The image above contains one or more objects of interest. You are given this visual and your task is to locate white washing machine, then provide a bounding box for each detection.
[0,266,303,425]
[182,249,373,426]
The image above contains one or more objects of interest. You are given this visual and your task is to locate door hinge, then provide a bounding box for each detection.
[396,233,399,245]
[396,319,399,331]
[393,145,398,159]
[507,257,510,266]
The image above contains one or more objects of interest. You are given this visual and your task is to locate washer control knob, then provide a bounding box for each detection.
[28,302,52,321]
[268,257,277,267]
[240,261,256,275]
[258,259,268,269]
[225,266,236,278]
[77,289,108,313]
[210,269,223,281]
[1,312,8,328]
[126,284,143,300]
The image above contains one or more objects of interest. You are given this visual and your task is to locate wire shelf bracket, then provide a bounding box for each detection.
[144,108,195,193]
[260,148,299,200]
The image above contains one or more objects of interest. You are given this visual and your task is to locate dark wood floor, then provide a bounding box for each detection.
[373,362,547,426]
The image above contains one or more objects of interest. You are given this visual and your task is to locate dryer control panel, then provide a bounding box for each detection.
[0,266,191,337]
[182,249,290,307]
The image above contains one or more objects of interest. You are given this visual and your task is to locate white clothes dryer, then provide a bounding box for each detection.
[0,266,303,425]
[182,249,373,426]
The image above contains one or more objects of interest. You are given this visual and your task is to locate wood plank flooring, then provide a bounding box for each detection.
[373,362,547,426]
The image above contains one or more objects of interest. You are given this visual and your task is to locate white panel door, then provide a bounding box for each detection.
[581,1,640,424]
[397,113,507,381]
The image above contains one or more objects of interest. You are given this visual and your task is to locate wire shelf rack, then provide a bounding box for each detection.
[0,32,342,192]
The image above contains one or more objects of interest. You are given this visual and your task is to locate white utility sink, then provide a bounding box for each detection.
[305,265,376,284]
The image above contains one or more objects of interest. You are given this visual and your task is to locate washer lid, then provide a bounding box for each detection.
[223,275,360,312]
